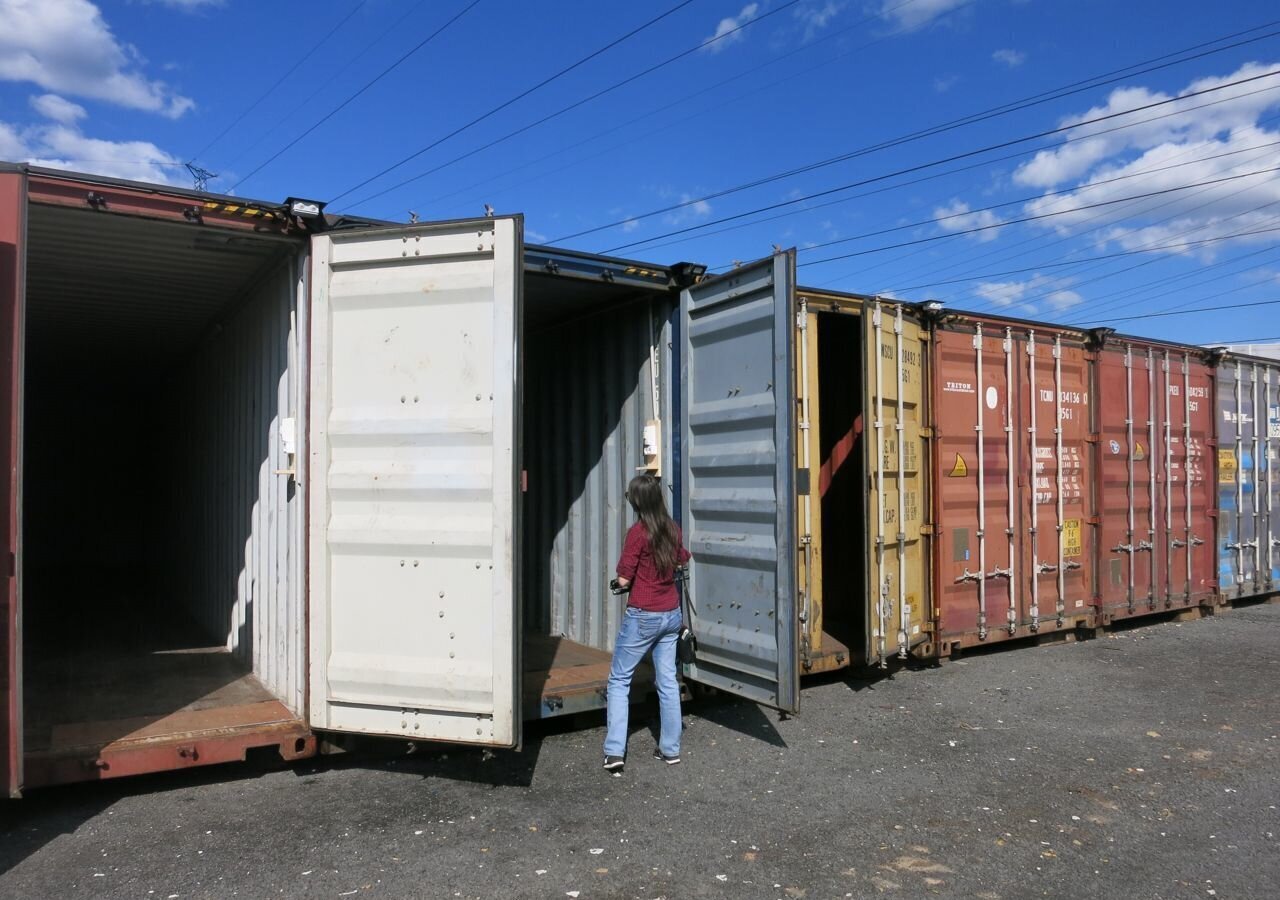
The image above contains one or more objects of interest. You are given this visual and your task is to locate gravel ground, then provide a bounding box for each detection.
[2,602,1278,900]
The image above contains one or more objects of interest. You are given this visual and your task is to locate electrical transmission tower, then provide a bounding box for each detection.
[184,162,218,192]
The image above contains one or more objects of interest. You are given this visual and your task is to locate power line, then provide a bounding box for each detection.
[947,168,1280,315]
[190,1,367,163]
[1062,242,1280,324]
[328,0,705,205]
[229,0,485,191]
[545,21,1280,247]
[335,0,807,209]
[884,225,1280,293]
[721,135,1280,270]
[795,165,1280,268]
[639,104,1280,265]
[863,118,1280,302]
[1090,297,1280,324]
[1203,334,1280,344]
[596,68,1280,254]
[220,1,433,173]
[412,0,952,215]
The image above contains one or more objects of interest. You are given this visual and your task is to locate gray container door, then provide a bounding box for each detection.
[308,216,522,748]
[679,252,799,713]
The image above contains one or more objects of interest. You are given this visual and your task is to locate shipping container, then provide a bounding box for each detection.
[0,163,817,795]
[1092,334,1217,621]
[929,312,1094,651]
[793,289,932,671]
[1215,352,1280,600]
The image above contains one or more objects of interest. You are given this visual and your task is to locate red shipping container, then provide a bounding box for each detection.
[931,313,1094,651]
[1092,336,1217,620]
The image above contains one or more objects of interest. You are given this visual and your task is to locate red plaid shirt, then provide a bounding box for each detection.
[616,521,691,612]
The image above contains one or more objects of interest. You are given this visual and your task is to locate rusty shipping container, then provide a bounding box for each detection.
[930,312,1094,651]
[4,162,834,795]
[1092,335,1217,621]
[1216,352,1280,600]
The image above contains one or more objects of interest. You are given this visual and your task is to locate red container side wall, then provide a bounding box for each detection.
[1095,343,1216,619]
[933,325,1015,642]
[1024,334,1092,622]
[932,319,1095,649]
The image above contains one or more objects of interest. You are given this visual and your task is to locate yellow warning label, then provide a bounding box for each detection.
[1062,518,1082,557]
[1133,442,1145,461]
[948,454,968,477]
[1219,449,1237,484]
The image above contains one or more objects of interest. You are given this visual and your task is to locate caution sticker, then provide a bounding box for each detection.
[948,453,968,477]
[1219,449,1238,484]
[1062,518,1082,557]
[1134,442,1145,461]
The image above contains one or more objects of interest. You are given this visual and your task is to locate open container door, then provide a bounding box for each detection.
[679,252,800,713]
[309,217,522,747]
[863,299,930,665]
[0,171,23,796]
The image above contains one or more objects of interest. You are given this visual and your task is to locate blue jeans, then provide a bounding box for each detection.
[604,607,683,758]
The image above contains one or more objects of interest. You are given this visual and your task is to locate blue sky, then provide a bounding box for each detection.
[2,0,1280,345]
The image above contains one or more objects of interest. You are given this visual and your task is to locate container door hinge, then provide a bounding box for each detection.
[1085,433,1100,444]
[1087,515,1101,525]
[918,426,934,439]
[917,523,937,536]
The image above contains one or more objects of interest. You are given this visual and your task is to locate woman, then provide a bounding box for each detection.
[603,474,691,776]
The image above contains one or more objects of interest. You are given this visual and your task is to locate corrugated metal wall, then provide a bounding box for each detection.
[164,251,306,714]
[523,296,669,651]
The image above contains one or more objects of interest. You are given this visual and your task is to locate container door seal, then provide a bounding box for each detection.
[308,216,522,747]
[863,301,930,664]
[0,172,23,797]
[678,252,799,713]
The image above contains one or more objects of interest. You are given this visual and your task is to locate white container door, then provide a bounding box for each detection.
[678,252,800,713]
[308,217,522,747]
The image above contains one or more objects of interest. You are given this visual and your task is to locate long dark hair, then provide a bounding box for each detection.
[626,474,679,577]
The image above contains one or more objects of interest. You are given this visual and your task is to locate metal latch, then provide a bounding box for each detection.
[986,566,1013,579]
[275,417,298,480]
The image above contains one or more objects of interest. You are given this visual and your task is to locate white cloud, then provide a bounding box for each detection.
[795,1,844,41]
[933,74,959,93]
[1014,62,1280,189]
[29,93,86,125]
[993,48,1026,68]
[621,217,640,233]
[663,194,714,226]
[1046,289,1084,311]
[973,274,1080,314]
[878,0,968,32]
[934,199,1004,241]
[1005,62,1280,262]
[0,117,184,184]
[0,0,194,117]
[147,0,223,8]
[703,3,759,53]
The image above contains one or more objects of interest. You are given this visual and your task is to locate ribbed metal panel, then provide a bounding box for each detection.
[163,253,306,714]
[523,296,669,651]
